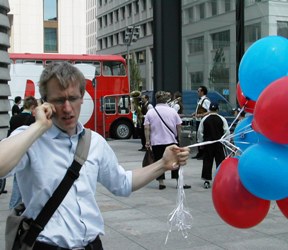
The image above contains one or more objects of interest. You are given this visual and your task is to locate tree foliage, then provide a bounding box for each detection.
[129,56,142,91]
[209,48,229,89]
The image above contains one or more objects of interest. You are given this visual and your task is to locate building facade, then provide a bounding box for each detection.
[0,0,11,140]
[8,0,86,54]
[91,0,288,106]
[88,0,154,91]
[182,0,288,105]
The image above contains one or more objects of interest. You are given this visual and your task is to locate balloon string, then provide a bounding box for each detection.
[165,167,193,244]
[187,127,253,155]
[223,106,246,138]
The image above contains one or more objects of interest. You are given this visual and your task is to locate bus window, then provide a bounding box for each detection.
[118,95,130,114]
[45,60,72,65]
[94,62,100,75]
[103,61,126,76]
[15,60,43,64]
[104,96,116,114]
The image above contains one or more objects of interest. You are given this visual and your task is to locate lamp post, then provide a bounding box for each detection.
[124,25,140,86]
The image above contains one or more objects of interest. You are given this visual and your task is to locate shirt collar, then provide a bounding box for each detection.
[156,103,169,107]
[46,122,85,139]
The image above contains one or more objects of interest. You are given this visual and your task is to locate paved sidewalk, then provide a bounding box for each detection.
[1,139,288,249]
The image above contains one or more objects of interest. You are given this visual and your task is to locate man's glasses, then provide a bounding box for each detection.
[46,96,82,106]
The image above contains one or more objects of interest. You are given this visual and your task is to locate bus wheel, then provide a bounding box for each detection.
[113,120,133,139]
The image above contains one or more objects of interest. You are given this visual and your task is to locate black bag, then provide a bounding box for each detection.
[5,129,91,250]
[142,148,154,167]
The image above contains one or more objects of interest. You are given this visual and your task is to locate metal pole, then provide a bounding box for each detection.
[236,0,245,82]
[127,44,130,86]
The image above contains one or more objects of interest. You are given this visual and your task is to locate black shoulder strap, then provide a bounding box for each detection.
[24,129,92,246]
[200,97,208,107]
[154,108,176,138]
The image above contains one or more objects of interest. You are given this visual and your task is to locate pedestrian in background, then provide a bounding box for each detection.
[197,102,230,189]
[144,91,191,190]
[8,96,38,209]
[138,94,153,151]
[11,96,22,116]
[192,86,211,159]
[169,91,183,114]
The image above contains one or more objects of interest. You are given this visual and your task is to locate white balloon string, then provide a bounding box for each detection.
[186,120,256,156]
[165,166,193,244]
[223,106,246,138]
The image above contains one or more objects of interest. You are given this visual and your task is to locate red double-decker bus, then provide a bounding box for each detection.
[8,53,134,139]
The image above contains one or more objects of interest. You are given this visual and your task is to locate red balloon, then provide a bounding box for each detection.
[253,76,288,144]
[236,83,256,113]
[212,157,270,229]
[277,197,288,219]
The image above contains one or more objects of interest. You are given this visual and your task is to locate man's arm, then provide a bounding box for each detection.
[221,116,230,137]
[144,124,151,147]
[197,118,205,143]
[176,124,182,145]
[131,145,190,191]
[0,103,55,177]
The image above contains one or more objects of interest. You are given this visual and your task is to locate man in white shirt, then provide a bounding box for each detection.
[0,62,190,249]
[192,86,211,159]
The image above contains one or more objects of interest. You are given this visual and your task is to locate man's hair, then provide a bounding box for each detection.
[23,96,38,110]
[155,91,170,104]
[173,91,182,99]
[199,86,208,95]
[14,96,21,103]
[39,62,86,100]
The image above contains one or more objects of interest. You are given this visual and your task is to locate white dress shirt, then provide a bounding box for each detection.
[8,122,132,248]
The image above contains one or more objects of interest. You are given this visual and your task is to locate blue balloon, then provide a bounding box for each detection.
[234,115,268,152]
[239,36,288,101]
[238,142,288,200]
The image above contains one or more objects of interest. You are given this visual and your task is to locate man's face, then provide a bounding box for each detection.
[46,77,83,136]
[197,88,203,97]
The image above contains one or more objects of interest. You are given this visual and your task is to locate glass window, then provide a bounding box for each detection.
[136,51,146,63]
[104,96,116,114]
[135,0,140,14]
[118,95,130,114]
[211,1,217,16]
[44,28,58,52]
[142,0,146,11]
[190,71,203,85]
[115,9,119,22]
[121,6,125,19]
[127,4,132,17]
[188,36,204,54]
[188,7,194,23]
[199,3,205,19]
[103,61,126,76]
[211,30,230,49]
[44,0,57,21]
[277,21,288,38]
[98,18,102,29]
[225,0,231,12]
[109,12,113,25]
[245,23,261,43]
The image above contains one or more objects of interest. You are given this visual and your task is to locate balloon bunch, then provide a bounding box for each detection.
[212,36,288,229]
